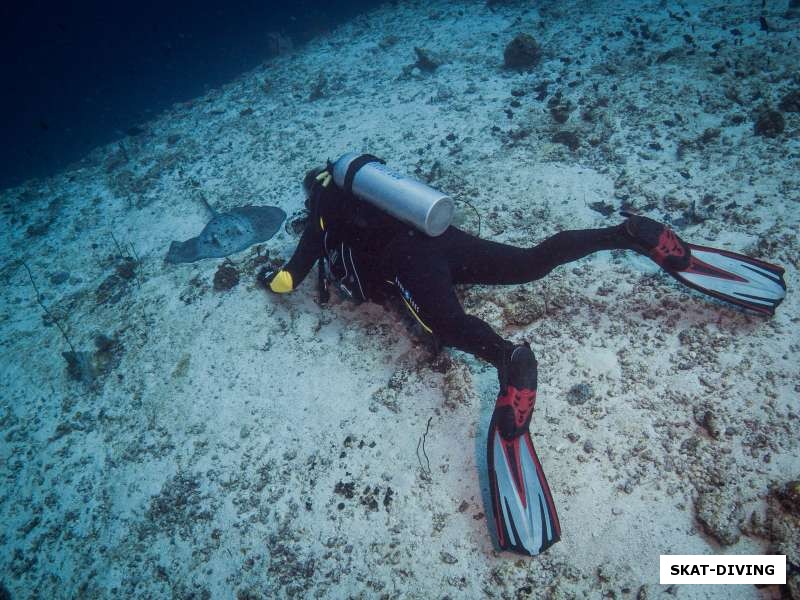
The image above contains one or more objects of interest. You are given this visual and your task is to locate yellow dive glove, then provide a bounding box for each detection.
[269,270,294,293]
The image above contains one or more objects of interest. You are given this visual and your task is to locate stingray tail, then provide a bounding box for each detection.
[197,193,217,217]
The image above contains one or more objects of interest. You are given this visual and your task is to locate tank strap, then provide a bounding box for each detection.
[341,154,385,195]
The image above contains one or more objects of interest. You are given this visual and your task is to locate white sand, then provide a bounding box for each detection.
[1,1,798,598]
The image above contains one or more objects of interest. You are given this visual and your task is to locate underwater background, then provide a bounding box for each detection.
[1,1,798,598]
[0,0,378,190]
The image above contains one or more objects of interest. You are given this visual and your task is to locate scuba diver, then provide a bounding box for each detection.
[259,153,787,556]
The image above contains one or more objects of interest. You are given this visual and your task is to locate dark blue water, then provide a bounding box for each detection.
[0,0,381,191]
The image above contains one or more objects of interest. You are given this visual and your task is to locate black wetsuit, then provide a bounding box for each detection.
[284,182,637,367]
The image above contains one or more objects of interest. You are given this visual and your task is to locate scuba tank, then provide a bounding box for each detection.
[331,152,454,237]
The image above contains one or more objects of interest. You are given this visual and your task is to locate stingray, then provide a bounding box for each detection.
[165,196,286,263]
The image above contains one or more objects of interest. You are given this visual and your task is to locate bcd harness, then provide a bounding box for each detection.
[315,155,386,305]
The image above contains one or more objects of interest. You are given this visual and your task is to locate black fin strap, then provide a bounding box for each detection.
[495,340,517,393]
[342,154,385,195]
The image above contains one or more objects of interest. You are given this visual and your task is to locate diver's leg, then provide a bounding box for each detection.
[441,215,785,314]
[382,227,629,359]
[389,238,562,555]
[390,249,513,366]
[384,239,561,555]
[439,225,635,285]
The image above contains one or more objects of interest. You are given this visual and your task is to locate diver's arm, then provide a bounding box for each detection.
[267,221,323,293]
[265,166,331,293]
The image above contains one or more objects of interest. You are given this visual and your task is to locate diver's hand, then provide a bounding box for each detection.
[256,267,276,290]
[257,267,294,293]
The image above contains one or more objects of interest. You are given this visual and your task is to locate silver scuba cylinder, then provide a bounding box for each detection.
[331,152,454,237]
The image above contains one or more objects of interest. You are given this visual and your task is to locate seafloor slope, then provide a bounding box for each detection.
[1,1,798,598]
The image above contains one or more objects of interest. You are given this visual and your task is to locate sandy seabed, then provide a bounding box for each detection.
[1,1,799,598]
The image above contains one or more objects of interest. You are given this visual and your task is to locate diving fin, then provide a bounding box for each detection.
[673,243,786,315]
[487,344,560,556]
[623,213,787,315]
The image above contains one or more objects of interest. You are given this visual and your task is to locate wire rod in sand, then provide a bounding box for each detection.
[416,416,433,478]
[457,198,482,238]
[21,261,76,354]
